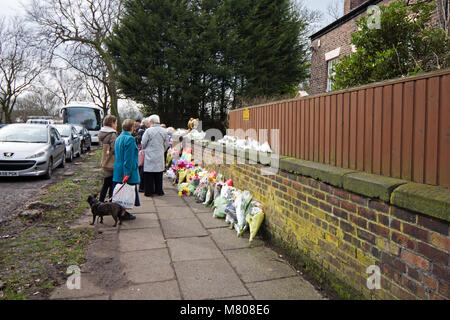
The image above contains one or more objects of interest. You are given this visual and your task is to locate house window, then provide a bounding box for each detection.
[327,58,339,92]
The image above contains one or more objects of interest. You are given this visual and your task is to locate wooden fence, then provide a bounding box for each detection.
[228,70,450,188]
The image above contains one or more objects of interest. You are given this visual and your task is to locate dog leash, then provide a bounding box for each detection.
[115,182,128,195]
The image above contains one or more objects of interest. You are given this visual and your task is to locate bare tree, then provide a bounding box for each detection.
[0,17,48,123]
[44,67,86,107]
[12,88,59,122]
[327,0,345,22]
[84,68,111,116]
[293,0,323,36]
[27,0,123,125]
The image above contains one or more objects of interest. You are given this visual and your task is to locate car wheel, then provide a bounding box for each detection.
[81,142,85,154]
[68,150,73,162]
[44,158,53,180]
[87,143,91,151]
[58,152,66,168]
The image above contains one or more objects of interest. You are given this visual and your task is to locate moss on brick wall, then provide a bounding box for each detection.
[193,142,450,300]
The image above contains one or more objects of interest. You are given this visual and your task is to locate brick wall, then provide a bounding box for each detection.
[193,143,449,300]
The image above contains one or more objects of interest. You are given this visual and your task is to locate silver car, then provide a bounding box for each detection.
[0,124,66,179]
[73,125,92,154]
[54,124,82,162]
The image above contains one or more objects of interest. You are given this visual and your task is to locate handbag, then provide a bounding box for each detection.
[138,149,145,167]
[112,183,136,209]
[101,143,115,170]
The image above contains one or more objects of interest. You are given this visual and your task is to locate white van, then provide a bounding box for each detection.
[60,102,103,144]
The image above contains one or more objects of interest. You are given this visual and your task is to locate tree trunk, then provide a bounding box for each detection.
[5,108,13,124]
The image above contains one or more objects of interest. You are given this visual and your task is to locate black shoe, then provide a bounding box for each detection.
[122,212,136,221]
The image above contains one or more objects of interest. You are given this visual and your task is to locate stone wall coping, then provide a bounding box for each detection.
[343,172,408,203]
[182,137,450,222]
[281,157,356,188]
[391,183,450,222]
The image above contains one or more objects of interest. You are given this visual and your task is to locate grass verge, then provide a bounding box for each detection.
[0,150,103,300]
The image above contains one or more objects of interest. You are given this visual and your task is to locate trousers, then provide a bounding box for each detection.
[143,172,164,196]
[99,176,113,202]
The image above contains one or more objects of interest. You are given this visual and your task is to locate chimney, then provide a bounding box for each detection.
[344,0,367,15]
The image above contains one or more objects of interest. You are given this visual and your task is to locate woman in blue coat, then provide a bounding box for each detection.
[113,119,140,220]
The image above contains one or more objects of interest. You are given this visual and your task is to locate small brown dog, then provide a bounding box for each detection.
[87,194,126,227]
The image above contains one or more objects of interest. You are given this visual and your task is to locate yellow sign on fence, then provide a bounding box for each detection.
[243,109,250,121]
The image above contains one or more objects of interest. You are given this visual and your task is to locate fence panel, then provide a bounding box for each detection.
[230,70,450,187]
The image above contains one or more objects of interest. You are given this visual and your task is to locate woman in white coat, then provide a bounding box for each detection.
[141,115,170,197]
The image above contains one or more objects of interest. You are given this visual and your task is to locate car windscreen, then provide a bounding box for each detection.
[54,126,71,137]
[63,107,101,131]
[0,126,48,143]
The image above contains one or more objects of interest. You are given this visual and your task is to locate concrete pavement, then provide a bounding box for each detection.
[50,177,326,300]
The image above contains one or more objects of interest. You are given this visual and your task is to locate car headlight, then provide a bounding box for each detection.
[26,149,48,159]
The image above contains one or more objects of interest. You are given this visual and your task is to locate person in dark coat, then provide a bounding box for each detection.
[98,115,118,202]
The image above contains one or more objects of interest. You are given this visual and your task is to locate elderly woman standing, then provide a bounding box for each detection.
[98,115,118,202]
[113,119,141,220]
[141,115,170,197]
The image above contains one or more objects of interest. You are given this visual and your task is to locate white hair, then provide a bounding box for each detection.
[142,117,151,127]
[149,114,160,124]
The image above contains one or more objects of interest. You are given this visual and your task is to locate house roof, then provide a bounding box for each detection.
[310,0,383,41]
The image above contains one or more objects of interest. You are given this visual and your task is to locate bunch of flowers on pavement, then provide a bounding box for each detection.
[165,147,264,244]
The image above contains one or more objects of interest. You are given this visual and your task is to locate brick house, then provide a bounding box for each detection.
[309,0,444,95]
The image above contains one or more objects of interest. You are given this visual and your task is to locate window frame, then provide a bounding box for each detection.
[327,58,340,92]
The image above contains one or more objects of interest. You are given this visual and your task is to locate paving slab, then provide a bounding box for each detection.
[163,187,179,195]
[119,214,159,230]
[112,280,181,300]
[167,237,223,262]
[154,196,187,207]
[119,228,166,252]
[164,185,179,192]
[209,227,264,250]
[50,274,108,299]
[121,248,174,284]
[185,198,214,213]
[196,212,229,229]
[223,246,297,283]
[247,277,325,300]
[160,218,209,239]
[130,203,157,214]
[158,206,196,220]
[135,197,155,207]
[174,258,249,300]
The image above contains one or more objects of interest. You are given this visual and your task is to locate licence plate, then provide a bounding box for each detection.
[0,171,19,177]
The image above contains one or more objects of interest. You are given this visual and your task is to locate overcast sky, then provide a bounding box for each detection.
[0,0,28,16]
[1,0,338,20]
